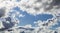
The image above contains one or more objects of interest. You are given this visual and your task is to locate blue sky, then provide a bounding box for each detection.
[12,6,60,30]
[12,6,54,27]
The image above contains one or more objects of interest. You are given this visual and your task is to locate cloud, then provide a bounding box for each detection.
[19,14,25,17]
[0,21,4,29]
[0,7,8,17]
[24,24,32,28]
[17,0,54,15]
[0,0,60,33]
[0,0,59,16]
[0,0,60,16]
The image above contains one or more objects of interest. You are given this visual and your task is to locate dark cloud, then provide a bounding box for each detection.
[0,8,6,17]
[18,27,34,31]
[0,17,15,31]
[54,31,58,33]
[35,0,42,2]
[51,0,60,6]
[44,0,60,11]
[20,31,25,33]
[2,17,15,29]
[34,7,40,11]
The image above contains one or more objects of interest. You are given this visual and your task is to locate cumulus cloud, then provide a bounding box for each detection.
[19,14,25,17]
[18,0,53,15]
[0,0,60,16]
[24,24,32,28]
[0,0,19,31]
[0,0,60,33]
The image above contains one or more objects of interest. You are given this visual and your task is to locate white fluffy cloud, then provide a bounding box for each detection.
[0,0,59,16]
[0,0,60,16]
[17,0,54,15]
[0,0,60,33]
[0,21,4,29]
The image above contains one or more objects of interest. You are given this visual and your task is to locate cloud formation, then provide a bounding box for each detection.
[0,0,60,33]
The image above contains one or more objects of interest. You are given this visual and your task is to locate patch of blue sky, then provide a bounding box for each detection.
[36,14,53,21]
[18,11,36,27]
[12,6,54,27]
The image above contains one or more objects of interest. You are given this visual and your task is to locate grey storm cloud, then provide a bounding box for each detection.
[0,17,15,31]
[51,0,60,6]
[0,7,6,17]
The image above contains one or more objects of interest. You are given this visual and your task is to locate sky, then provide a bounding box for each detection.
[0,0,60,33]
[13,6,54,27]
